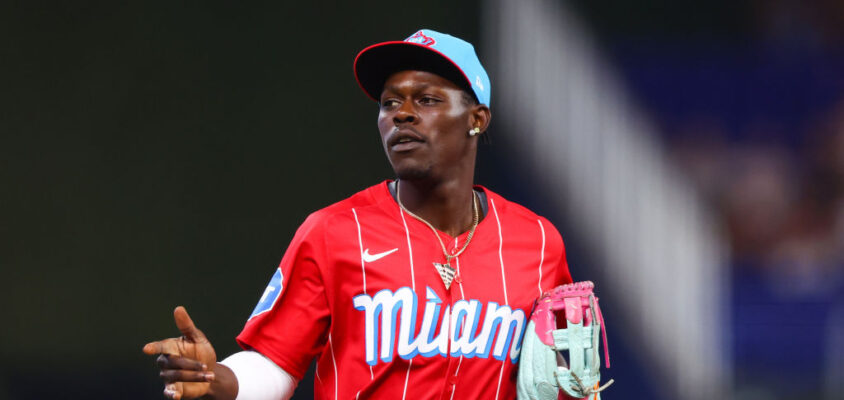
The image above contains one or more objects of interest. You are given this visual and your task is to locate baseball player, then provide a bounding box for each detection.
[144,29,574,400]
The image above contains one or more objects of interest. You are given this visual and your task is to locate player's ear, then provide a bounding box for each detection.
[469,104,491,135]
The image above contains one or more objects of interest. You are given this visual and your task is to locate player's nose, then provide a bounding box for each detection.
[393,101,417,125]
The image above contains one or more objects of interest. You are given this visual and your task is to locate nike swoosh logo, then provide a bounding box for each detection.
[362,248,399,263]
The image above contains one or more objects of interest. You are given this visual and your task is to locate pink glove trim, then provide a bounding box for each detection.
[529,281,610,368]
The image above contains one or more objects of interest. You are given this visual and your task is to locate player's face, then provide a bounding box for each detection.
[377,70,480,181]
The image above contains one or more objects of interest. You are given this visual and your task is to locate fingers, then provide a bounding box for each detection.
[143,338,183,356]
[144,307,213,400]
[155,355,212,399]
[142,306,208,356]
[160,369,215,383]
[143,340,168,355]
[173,306,207,342]
[164,383,181,400]
[156,354,208,371]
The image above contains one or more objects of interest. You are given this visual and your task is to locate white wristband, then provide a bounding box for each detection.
[220,351,297,400]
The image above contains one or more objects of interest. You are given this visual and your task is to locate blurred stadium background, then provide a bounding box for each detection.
[1,1,841,399]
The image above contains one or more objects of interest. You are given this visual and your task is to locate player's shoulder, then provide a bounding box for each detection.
[481,185,549,222]
[481,185,564,241]
[298,181,390,233]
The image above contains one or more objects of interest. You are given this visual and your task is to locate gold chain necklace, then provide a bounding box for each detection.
[396,180,479,289]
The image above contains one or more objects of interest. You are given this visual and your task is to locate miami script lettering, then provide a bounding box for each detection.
[352,286,526,365]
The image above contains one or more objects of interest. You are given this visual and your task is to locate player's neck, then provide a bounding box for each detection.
[394,176,481,237]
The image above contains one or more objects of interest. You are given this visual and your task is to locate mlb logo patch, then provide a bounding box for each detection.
[249,269,283,319]
[405,30,436,47]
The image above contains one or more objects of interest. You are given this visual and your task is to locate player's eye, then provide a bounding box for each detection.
[380,99,400,109]
[419,96,440,105]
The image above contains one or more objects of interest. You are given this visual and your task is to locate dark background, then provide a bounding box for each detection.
[3,1,843,399]
[0,2,484,398]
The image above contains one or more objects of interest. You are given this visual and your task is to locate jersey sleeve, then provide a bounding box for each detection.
[236,212,331,381]
[543,217,574,286]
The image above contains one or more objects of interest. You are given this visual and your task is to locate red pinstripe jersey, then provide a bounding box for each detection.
[237,181,572,399]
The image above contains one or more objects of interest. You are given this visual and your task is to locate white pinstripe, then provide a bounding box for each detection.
[494,362,506,400]
[451,247,466,399]
[351,208,374,389]
[397,205,416,400]
[490,198,508,400]
[490,198,508,304]
[352,208,367,294]
[454,238,466,300]
[398,207,417,291]
[328,334,338,400]
[401,360,413,400]
[536,219,546,296]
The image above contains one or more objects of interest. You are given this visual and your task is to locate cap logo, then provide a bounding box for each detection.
[405,31,436,47]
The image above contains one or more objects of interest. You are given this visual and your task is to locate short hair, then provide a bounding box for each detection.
[460,90,478,107]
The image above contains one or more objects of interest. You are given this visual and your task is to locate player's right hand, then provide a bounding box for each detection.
[143,306,218,400]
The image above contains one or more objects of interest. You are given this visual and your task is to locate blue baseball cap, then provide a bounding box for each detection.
[354,29,491,107]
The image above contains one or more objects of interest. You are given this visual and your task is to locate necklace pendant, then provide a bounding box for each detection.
[433,262,456,289]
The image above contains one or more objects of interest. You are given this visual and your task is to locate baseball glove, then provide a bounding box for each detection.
[517,281,613,400]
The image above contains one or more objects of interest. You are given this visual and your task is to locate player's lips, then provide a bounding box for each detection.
[388,129,425,152]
